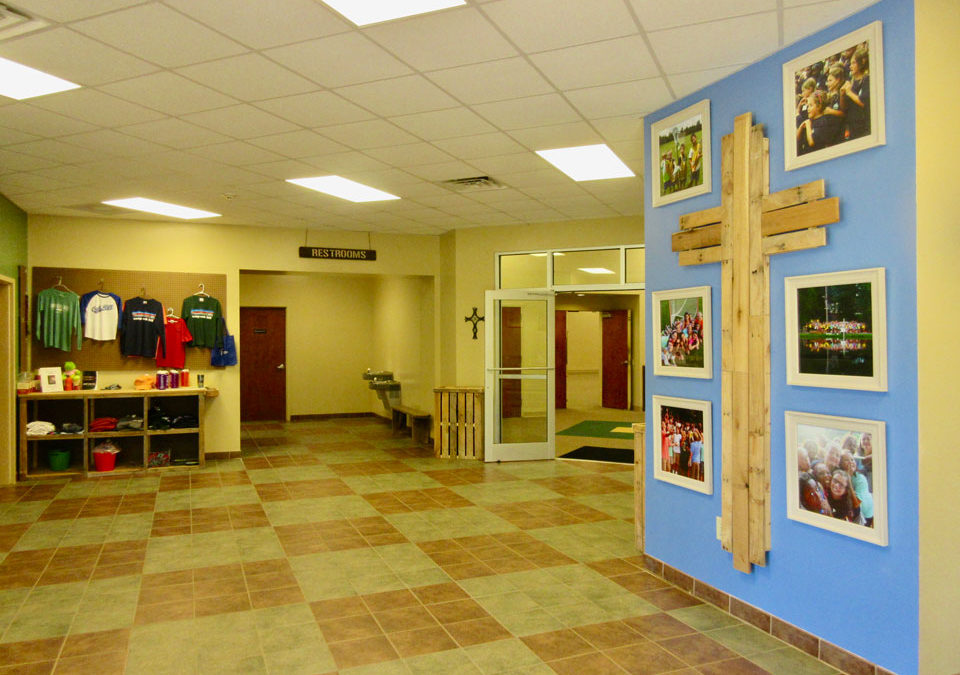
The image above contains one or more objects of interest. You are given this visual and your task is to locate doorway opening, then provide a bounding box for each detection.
[554,292,644,460]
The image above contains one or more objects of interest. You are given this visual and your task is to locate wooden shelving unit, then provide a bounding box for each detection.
[17,388,206,480]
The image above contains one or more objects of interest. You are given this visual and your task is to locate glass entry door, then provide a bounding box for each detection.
[484,290,555,462]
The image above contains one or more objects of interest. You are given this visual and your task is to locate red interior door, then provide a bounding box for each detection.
[240,307,286,421]
[500,306,522,418]
[601,310,630,409]
[555,310,567,410]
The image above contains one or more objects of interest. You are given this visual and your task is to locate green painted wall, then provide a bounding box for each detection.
[0,193,26,279]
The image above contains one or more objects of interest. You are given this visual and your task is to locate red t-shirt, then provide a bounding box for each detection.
[156,318,193,369]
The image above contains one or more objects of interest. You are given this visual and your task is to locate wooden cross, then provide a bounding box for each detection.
[673,113,841,573]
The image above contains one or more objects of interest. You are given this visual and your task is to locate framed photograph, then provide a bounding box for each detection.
[785,411,887,546]
[650,99,711,207]
[784,21,885,170]
[652,395,712,494]
[785,268,886,391]
[38,367,63,393]
[652,286,711,379]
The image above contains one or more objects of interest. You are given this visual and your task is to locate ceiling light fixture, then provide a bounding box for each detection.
[536,144,635,182]
[102,198,221,219]
[287,176,400,203]
[0,56,79,100]
[320,0,466,26]
[577,267,616,275]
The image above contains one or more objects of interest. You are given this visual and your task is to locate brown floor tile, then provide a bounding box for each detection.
[0,661,54,674]
[134,599,194,625]
[250,585,305,609]
[194,592,251,617]
[310,596,368,621]
[318,613,382,643]
[139,583,193,605]
[52,649,126,674]
[696,657,771,675]
[374,605,438,633]
[327,635,398,670]
[522,629,596,661]
[412,582,469,605]
[0,637,65,665]
[388,626,458,658]
[587,558,642,578]
[443,561,497,580]
[622,613,697,641]
[549,652,626,675]
[195,577,246,598]
[426,598,488,624]
[574,621,647,650]
[140,570,192,589]
[658,634,738,666]
[443,616,511,647]
[362,589,418,612]
[606,641,688,675]
[614,572,670,594]
[640,588,702,611]
[60,629,130,658]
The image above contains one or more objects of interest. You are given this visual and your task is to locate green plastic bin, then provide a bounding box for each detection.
[47,449,71,472]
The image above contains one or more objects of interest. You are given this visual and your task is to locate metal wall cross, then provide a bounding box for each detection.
[464,307,484,340]
[673,112,841,573]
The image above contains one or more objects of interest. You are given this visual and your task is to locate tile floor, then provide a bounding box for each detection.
[0,417,843,674]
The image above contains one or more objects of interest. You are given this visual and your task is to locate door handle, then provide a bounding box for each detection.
[277,364,285,370]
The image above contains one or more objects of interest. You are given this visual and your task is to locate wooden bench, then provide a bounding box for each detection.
[391,404,431,445]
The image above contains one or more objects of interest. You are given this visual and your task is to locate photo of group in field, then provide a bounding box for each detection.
[785,411,887,546]
[786,268,886,391]
[652,286,711,379]
[650,99,711,207]
[653,396,712,494]
[783,21,885,170]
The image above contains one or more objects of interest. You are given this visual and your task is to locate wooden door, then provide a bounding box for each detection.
[601,310,630,409]
[500,306,521,418]
[555,310,567,409]
[240,307,286,421]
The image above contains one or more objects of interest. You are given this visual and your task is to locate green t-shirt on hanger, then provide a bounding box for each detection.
[181,294,223,348]
[36,288,82,352]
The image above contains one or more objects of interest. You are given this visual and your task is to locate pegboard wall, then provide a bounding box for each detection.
[30,267,227,371]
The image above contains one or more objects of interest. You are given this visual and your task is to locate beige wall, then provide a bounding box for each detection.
[565,311,601,372]
[916,1,960,672]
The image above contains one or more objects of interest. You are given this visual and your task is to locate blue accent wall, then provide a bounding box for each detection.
[643,2,917,672]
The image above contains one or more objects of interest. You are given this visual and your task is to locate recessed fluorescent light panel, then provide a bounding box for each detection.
[0,56,79,100]
[320,0,466,26]
[102,198,220,219]
[578,268,615,275]
[287,176,400,203]
[536,144,635,181]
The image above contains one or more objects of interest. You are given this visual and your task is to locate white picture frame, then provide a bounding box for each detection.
[783,20,885,171]
[651,286,712,379]
[652,395,712,495]
[785,410,887,546]
[38,367,63,393]
[785,267,886,391]
[650,99,712,207]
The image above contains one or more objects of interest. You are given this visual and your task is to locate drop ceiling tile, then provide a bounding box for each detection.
[176,54,319,102]
[12,0,145,22]
[481,0,638,52]
[100,72,239,116]
[629,0,776,31]
[164,0,348,49]
[0,104,97,137]
[0,27,157,86]
[667,64,744,99]
[473,93,582,130]
[0,173,77,194]
[59,130,169,157]
[265,33,412,88]
[72,4,247,68]
[0,125,40,146]
[425,57,556,105]
[565,78,673,118]
[364,7,516,70]
[120,118,233,149]
[507,122,603,151]
[648,13,780,74]
[27,89,165,128]
[390,108,496,140]
[300,151,391,175]
[7,138,94,163]
[589,115,644,143]
[364,142,455,168]
[336,76,459,117]
[246,158,325,180]
[255,92,374,128]
[188,141,286,166]
[784,0,877,45]
[183,105,300,139]
[470,152,548,175]
[247,130,350,159]
[318,119,420,150]
[530,36,660,90]
[405,160,485,182]
[432,132,526,159]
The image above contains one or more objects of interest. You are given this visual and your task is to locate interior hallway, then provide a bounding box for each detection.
[0,417,840,674]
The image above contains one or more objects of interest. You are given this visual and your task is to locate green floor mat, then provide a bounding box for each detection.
[556,420,636,439]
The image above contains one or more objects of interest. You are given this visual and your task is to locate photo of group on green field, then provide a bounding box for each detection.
[650,99,711,207]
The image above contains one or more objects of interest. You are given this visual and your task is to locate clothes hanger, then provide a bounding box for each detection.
[194,283,209,297]
[52,276,72,292]
[166,306,179,319]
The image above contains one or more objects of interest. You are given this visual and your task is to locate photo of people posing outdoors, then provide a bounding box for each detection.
[653,396,712,495]
[651,100,711,207]
[784,21,884,170]
[659,297,705,369]
[786,411,887,546]
[795,281,874,377]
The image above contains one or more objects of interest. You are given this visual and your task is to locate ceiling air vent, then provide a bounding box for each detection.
[0,4,47,40]
[440,176,507,192]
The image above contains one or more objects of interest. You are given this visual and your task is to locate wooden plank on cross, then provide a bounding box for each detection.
[672,112,841,573]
